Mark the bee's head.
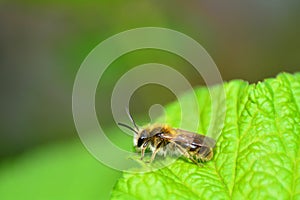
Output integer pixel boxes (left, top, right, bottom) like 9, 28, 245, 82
133, 129, 149, 148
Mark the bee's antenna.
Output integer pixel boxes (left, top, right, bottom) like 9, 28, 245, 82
118, 122, 138, 134
125, 107, 139, 131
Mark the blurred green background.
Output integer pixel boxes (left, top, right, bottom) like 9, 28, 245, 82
0, 0, 299, 199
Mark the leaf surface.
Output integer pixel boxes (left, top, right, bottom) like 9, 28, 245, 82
111, 73, 300, 200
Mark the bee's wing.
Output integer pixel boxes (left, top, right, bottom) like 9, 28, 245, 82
171, 129, 216, 148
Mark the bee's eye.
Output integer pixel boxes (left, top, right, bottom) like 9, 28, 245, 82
137, 137, 145, 147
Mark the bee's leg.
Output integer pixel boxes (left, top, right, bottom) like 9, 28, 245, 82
173, 143, 203, 166
190, 157, 203, 167
140, 148, 146, 160
140, 141, 149, 160
186, 152, 203, 167
147, 142, 163, 163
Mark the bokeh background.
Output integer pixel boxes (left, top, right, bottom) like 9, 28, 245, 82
0, 0, 299, 199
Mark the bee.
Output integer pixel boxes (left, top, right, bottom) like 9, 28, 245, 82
118, 111, 216, 165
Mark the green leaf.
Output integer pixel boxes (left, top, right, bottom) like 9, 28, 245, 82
111, 72, 300, 200
0, 138, 122, 200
